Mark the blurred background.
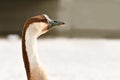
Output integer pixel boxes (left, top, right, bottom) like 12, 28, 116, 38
0, 0, 120, 38
0, 0, 120, 80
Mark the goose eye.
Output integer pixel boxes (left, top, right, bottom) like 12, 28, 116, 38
54, 21, 57, 23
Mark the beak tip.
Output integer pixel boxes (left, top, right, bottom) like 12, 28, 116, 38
62, 22, 65, 25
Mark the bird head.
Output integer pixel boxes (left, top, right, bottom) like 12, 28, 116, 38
23, 14, 65, 37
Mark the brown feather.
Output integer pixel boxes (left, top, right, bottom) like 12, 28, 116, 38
22, 15, 48, 80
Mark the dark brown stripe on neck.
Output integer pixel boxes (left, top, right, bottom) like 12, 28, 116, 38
22, 32, 30, 80
22, 15, 47, 80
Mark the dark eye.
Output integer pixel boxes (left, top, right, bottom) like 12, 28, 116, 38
54, 21, 57, 23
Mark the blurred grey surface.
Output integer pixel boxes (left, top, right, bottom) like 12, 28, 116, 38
0, 0, 120, 38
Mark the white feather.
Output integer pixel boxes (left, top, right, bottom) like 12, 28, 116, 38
25, 23, 44, 69
43, 14, 52, 22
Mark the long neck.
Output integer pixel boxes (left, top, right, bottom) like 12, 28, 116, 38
25, 33, 40, 68
22, 25, 48, 80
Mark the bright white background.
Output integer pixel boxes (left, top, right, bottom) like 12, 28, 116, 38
0, 35, 120, 80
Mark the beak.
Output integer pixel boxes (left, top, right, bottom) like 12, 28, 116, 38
49, 20, 65, 28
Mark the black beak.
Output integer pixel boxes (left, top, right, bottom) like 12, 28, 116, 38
49, 20, 65, 28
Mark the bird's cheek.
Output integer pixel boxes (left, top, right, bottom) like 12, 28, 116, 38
41, 26, 49, 32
